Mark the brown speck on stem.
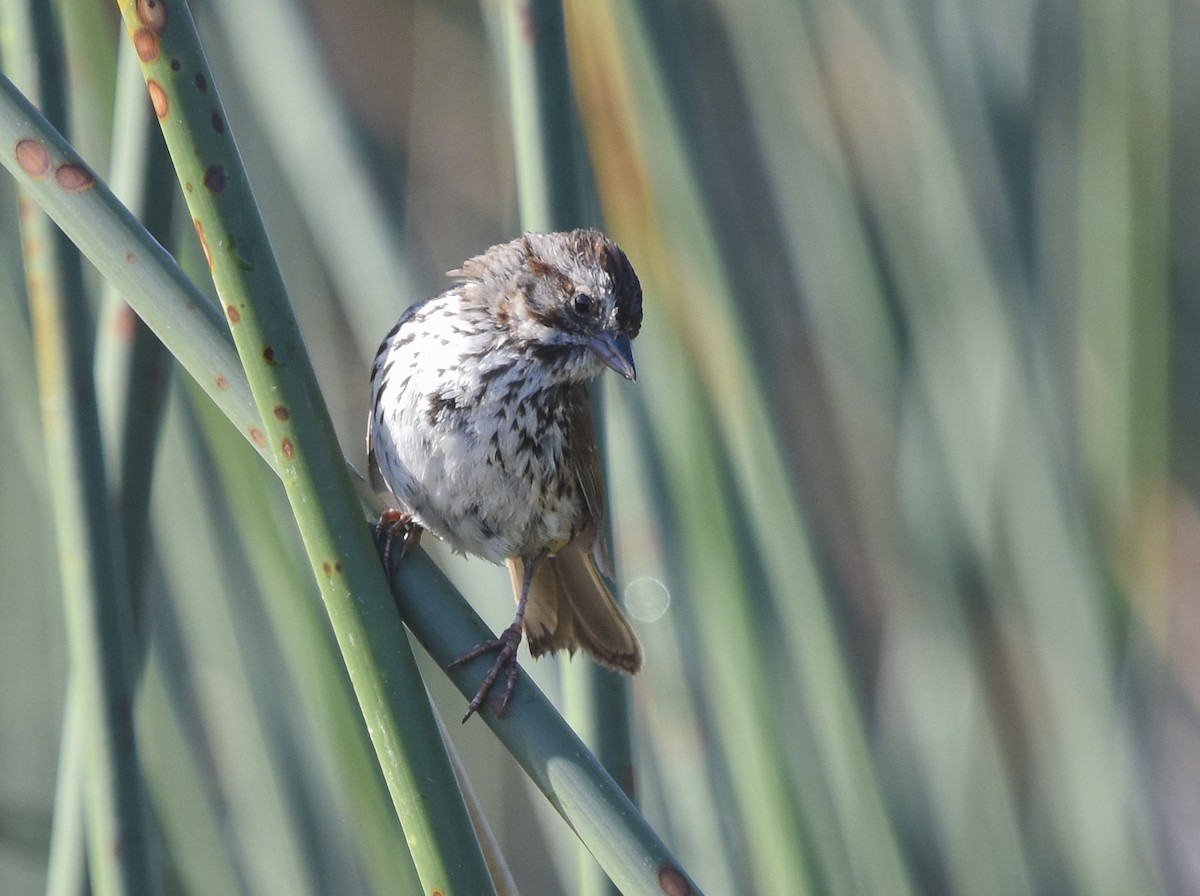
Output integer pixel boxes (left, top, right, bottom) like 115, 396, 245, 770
195, 72, 207, 92
273, 405, 289, 421
136, 0, 168, 32
658, 866, 692, 896
15, 139, 50, 178
132, 28, 159, 62
170, 58, 180, 71
322, 561, 332, 576
126, 252, 137, 263
226, 305, 240, 323
212, 111, 225, 134
263, 346, 276, 364
215, 375, 229, 390
55, 163, 95, 194
148, 80, 169, 119
281, 438, 295, 458
250, 427, 266, 447
203, 164, 226, 194
194, 219, 211, 269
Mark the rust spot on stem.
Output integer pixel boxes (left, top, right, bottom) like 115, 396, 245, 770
226, 305, 240, 323
15, 139, 50, 178
658, 866, 692, 896
250, 427, 266, 447
148, 80, 169, 119
136, 0, 168, 32
193, 220, 212, 269
281, 438, 295, 458
263, 346, 276, 364
194, 219, 212, 269
273, 405, 289, 421
55, 163, 95, 193
215, 375, 229, 391
132, 28, 159, 62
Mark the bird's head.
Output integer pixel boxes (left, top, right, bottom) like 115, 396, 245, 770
455, 229, 643, 384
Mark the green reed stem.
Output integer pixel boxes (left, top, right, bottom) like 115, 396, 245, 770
1, 1, 151, 892
109, 1, 493, 892
501, 5, 638, 892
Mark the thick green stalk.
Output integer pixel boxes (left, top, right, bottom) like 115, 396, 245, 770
109, 1, 493, 892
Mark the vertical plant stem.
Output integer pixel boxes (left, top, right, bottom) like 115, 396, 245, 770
44, 688, 87, 896
112, 1, 495, 891
501, 2, 637, 893
2, 1, 151, 893
95, 34, 175, 596
502, 0, 585, 228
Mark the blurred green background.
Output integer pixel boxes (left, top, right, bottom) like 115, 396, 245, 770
1, 0, 1195, 893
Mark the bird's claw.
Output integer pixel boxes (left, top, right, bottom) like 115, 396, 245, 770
374, 509, 421, 575
449, 623, 523, 722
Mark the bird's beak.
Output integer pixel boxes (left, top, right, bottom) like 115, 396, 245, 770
589, 331, 637, 381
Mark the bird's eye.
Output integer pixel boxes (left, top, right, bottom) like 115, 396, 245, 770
572, 293, 595, 315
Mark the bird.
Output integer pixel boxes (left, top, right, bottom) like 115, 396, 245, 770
367, 228, 644, 721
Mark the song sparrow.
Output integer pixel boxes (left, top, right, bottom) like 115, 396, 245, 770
368, 229, 644, 721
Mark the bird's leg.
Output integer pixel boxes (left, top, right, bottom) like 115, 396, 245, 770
449, 553, 544, 722
374, 508, 422, 575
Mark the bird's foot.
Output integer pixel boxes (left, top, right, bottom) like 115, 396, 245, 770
374, 509, 421, 575
448, 622, 523, 722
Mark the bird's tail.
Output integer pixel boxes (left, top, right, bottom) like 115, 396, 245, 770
509, 542, 643, 674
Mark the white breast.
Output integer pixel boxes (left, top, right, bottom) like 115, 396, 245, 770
369, 295, 580, 564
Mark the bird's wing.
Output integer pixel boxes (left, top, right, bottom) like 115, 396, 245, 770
366, 433, 386, 495
567, 388, 614, 578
